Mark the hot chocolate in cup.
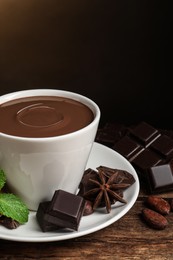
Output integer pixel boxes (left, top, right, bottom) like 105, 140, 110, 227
0, 89, 100, 211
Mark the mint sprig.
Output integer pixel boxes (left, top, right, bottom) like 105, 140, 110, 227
0, 193, 29, 224
0, 169, 29, 224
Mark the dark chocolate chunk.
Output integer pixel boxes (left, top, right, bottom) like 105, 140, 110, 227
78, 168, 99, 196
147, 162, 173, 194
160, 129, 173, 139
150, 135, 173, 160
36, 201, 61, 232
132, 149, 163, 172
112, 135, 144, 161
48, 190, 86, 231
129, 121, 161, 147
95, 122, 127, 147
132, 149, 165, 185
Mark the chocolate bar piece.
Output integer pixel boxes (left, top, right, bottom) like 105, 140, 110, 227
150, 135, 173, 160
132, 149, 164, 182
95, 122, 127, 147
129, 121, 161, 147
47, 190, 86, 231
36, 201, 61, 232
113, 135, 144, 161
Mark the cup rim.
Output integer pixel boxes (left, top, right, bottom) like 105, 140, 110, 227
0, 89, 101, 141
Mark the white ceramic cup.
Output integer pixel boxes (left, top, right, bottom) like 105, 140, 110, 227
0, 89, 100, 211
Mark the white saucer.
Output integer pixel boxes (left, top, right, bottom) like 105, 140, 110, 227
0, 142, 139, 242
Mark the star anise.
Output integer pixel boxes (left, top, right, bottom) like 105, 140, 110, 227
83, 168, 131, 213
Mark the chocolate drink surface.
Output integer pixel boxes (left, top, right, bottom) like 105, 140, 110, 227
0, 96, 94, 138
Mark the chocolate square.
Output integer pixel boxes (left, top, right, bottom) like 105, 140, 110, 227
129, 121, 160, 147
47, 190, 86, 231
132, 149, 163, 171
113, 135, 144, 161
132, 149, 164, 182
150, 135, 173, 160
147, 164, 173, 193
95, 122, 126, 147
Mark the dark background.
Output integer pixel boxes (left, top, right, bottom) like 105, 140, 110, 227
0, 0, 172, 128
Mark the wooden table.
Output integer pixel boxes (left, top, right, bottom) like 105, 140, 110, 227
1, 185, 173, 260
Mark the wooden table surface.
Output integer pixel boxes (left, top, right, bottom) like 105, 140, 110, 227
1, 186, 173, 260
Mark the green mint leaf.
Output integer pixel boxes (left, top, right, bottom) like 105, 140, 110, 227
0, 193, 29, 224
0, 169, 6, 190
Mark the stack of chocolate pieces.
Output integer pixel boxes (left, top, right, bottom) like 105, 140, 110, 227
96, 121, 173, 194
36, 189, 86, 232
